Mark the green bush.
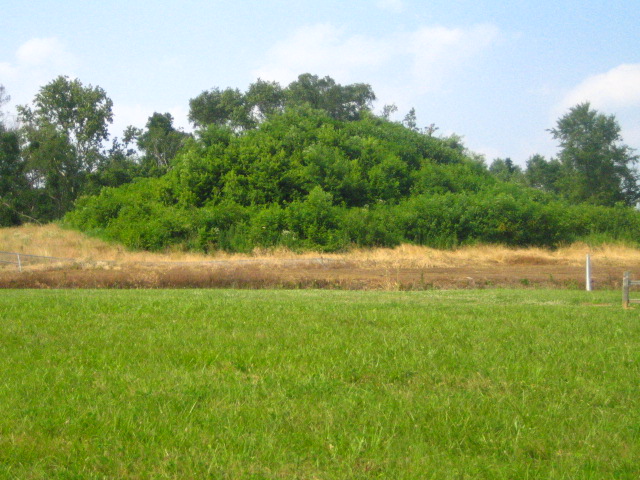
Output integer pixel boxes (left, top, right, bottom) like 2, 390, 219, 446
64, 107, 640, 252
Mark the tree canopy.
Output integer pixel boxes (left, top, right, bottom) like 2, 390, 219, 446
188, 74, 375, 131
550, 102, 639, 206
2, 74, 640, 250
13, 77, 115, 220
66, 101, 640, 253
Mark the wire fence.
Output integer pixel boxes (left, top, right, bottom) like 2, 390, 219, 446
0, 252, 73, 272
622, 271, 640, 308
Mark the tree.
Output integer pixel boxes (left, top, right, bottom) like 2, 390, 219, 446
0, 85, 29, 225
550, 102, 639, 206
188, 87, 250, 130
85, 136, 142, 195
403, 108, 418, 131
380, 104, 398, 120
489, 157, 524, 183
245, 79, 285, 122
524, 154, 561, 193
135, 112, 190, 175
0, 85, 11, 126
17, 76, 114, 220
0, 121, 28, 225
285, 74, 375, 121
189, 74, 376, 131
18, 76, 113, 172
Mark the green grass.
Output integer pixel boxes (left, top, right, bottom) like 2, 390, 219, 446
1, 289, 639, 479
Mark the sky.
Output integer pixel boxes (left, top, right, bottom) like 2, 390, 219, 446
1, 0, 639, 165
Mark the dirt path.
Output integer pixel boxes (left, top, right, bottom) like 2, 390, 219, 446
0, 258, 634, 289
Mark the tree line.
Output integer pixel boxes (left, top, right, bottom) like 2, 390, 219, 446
1, 75, 639, 251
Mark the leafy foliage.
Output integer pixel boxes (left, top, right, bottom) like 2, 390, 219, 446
15, 77, 114, 221
549, 102, 639, 206
5, 76, 640, 249
66, 102, 640, 252
188, 74, 375, 131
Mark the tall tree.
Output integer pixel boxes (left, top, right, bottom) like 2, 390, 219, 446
188, 74, 376, 131
18, 76, 113, 172
403, 108, 418, 131
17, 76, 114, 220
550, 103, 639, 206
0, 85, 29, 225
0, 119, 28, 225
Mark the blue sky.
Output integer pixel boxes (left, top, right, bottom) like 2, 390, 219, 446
1, 0, 639, 165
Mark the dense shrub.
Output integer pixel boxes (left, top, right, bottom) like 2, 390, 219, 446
65, 107, 640, 252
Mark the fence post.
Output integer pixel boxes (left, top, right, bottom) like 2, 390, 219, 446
16, 253, 22, 273
585, 254, 592, 291
623, 271, 630, 309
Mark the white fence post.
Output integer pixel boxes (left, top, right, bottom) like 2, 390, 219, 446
623, 271, 630, 308
585, 254, 592, 291
17, 253, 22, 273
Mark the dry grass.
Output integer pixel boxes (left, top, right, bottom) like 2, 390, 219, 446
2, 223, 640, 269
340, 242, 640, 268
2, 224, 640, 290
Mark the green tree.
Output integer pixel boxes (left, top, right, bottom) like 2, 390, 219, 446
134, 112, 190, 175
245, 79, 285, 122
489, 157, 524, 183
188, 87, 250, 130
380, 104, 398, 120
17, 76, 114, 220
0, 85, 29, 225
18, 76, 113, 172
403, 108, 418, 131
285, 74, 375, 121
0, 124, 28, 225
85, 136, 142, 195
0, 85, 11, 126
550, 103, 639, 206
524, 154, 561, 193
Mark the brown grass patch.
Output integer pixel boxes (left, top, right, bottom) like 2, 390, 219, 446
2, 224, 640, 289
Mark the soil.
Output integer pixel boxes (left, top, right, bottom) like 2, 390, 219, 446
0, 257, 633, 289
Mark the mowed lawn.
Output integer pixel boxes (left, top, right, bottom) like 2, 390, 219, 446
1, 289, 639, 479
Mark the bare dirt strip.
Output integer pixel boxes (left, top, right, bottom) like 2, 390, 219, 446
0, 258, 635, 289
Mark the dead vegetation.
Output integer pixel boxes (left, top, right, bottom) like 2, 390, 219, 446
1, 224, 639, 289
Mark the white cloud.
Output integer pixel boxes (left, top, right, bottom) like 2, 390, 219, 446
376, 0, 405, 13
16, 37, 77, 69
0, 61, 19, 80
253, 24, 390, 85
402, 24, 499, 93
558, 64, 640, 112
625, 123, 640, 148
253, 23, 500, 102
0, 37, 78, 116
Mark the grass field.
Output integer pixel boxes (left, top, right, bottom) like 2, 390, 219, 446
1, 289, 639, 479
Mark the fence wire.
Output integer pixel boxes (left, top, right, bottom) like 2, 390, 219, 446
0, 252, 73, 272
